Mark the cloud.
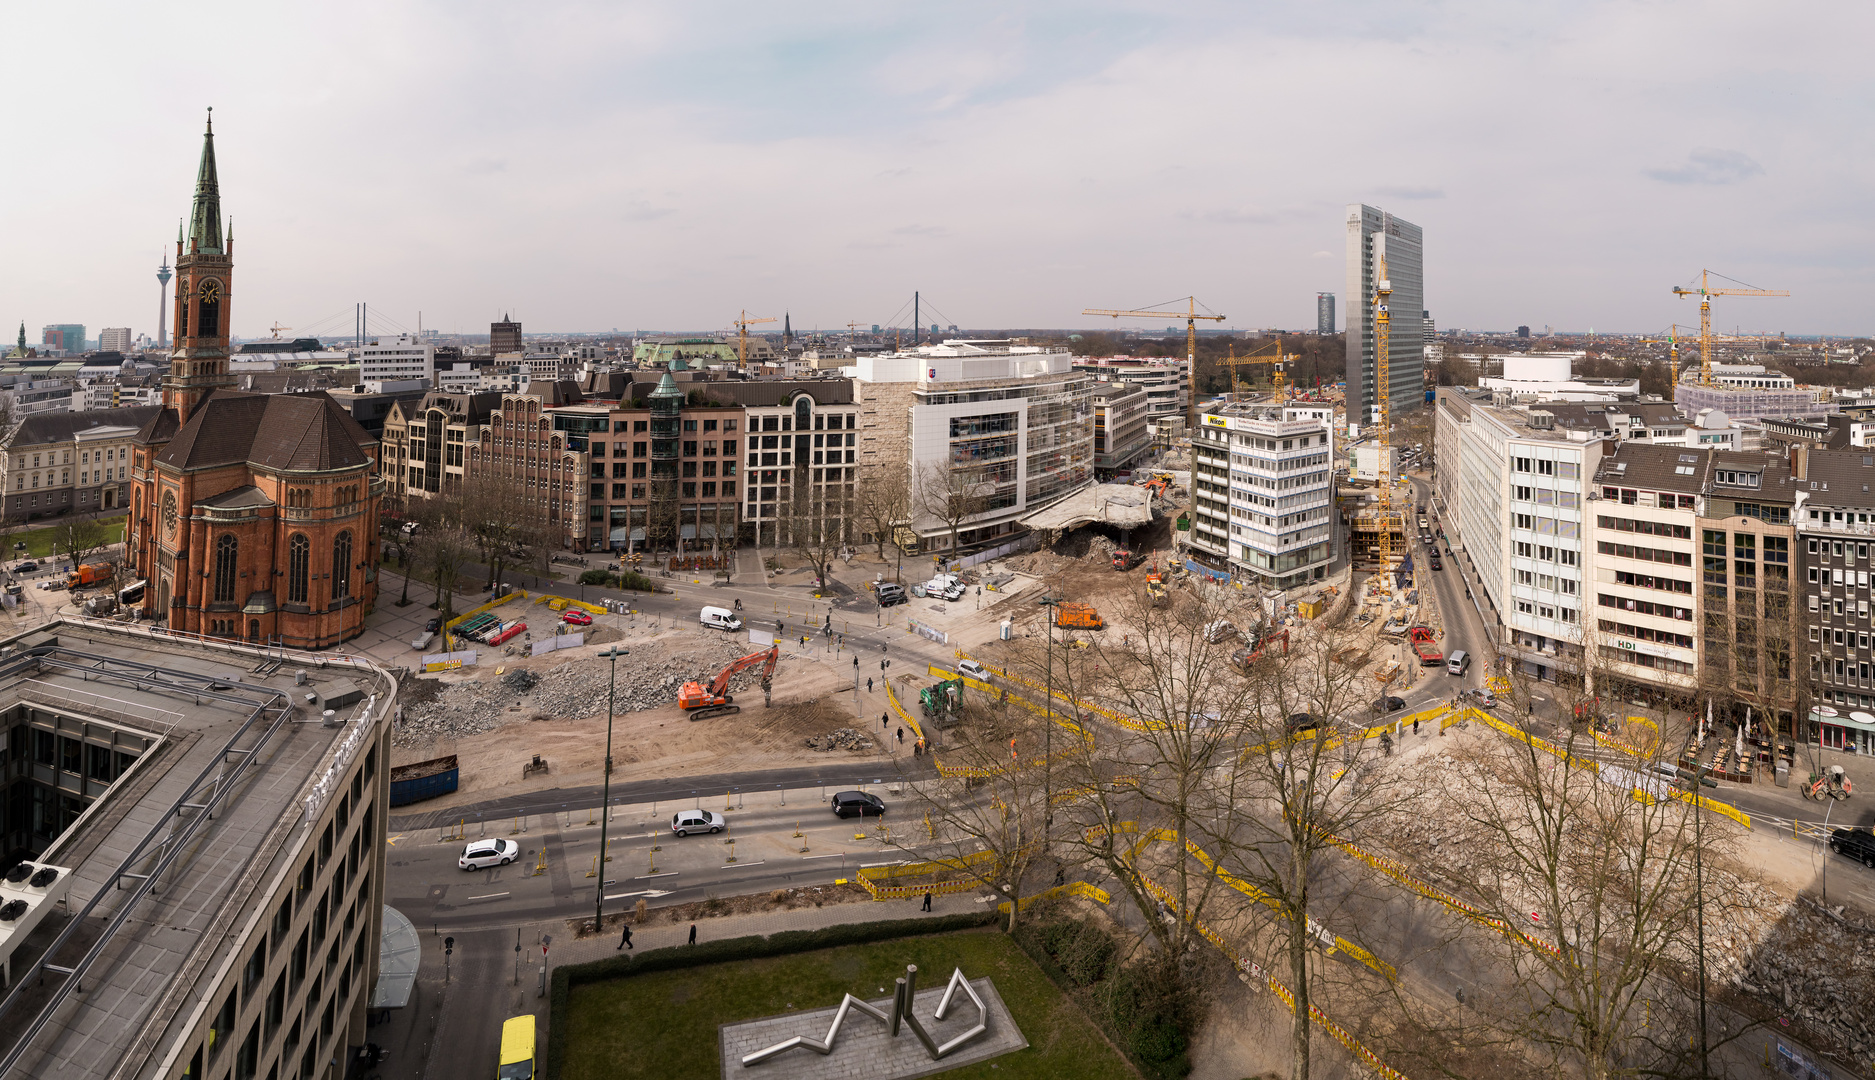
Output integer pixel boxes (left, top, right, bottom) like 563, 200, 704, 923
620, 202, 675, 222
463, 158, 507, 175
1645, 148, 1764, 185
1196, 207, 1277, 225
1373, 185, 1445, 201
892, 224, 947, 237
1312, 251, 1333, 259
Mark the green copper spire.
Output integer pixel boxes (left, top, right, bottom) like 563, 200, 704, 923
187, 108, 223, 254
14, 323, 22, 351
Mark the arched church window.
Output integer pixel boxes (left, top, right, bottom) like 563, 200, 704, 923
214, 534, 238, 603
332, 531, 352, 600
287, 534, 310, 604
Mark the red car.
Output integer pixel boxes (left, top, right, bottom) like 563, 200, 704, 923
562, 610, 593, 626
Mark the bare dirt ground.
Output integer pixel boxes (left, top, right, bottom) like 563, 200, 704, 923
388, 626, 889, 813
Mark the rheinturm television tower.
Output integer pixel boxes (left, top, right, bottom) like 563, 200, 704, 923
156, 248, 173, 347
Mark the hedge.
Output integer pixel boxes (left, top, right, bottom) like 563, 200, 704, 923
544, 911, 999, 1079
574, 569, 658, 592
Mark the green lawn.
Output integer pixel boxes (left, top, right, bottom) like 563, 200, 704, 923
7, 515, 125, 560
561, 928, 1134, 1080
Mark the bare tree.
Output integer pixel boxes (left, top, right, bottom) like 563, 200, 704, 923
408, 494, 475, 622
460, 471, 555, 590
914, 458, 992, 565
854, 470, 911, 580
53, 515, 110, 571
1211, 617, 1408, 1080
897, 688, 1056, 933
778, 486, 849, 593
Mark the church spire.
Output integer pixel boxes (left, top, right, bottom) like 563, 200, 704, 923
187, 108, 222, 255
782, 312, 793, 346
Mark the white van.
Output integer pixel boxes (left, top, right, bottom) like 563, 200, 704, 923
700, 606, 742, 632
1447, 650, 1471, 676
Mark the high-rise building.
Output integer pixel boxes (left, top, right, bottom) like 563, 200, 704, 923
1422, 310, 1436, 345
359, 333, 434, 387
98, 327, 132, 354
1189, 400, 1337, 588
491, 314, 522, 354
40, 324, 85, 355
1317, 292, 1336, 334
1344, 204, 1423, 425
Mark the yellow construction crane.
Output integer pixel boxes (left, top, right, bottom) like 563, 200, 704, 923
1082, 296, 1225, 427
733, 310, 777, 370
268, 323, 292, 339
1375, 254, 1395, 569
1672, 270, 1787, 386
1220, 339, 1292, 402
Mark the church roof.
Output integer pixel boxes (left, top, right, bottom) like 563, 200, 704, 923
154, 391, 375, 473
188, 110, 223, 255
5, 406, 163, 450
194, 485, 274, 511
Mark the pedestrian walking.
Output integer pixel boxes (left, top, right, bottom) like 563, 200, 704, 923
688, 924, 697, 946
896, 727, 904, 744
1413, 716, 1420, 734
881, 713, 888, 730
617, 923, 633, 950
913, 740, 922, 757
867, 677, 874, 693
921, 891, 932, 912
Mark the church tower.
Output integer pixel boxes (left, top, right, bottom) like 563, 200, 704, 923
164, 109, 236, 423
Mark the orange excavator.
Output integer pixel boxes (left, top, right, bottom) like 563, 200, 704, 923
679, 644, 779, 720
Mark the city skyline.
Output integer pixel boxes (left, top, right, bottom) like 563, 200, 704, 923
5, 2, 1873, 339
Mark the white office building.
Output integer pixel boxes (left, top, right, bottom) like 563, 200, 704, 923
358, 334, 434, 388
98, 327, 132, 354
850, 340, 1095, 554
1188, 401, 1336, 589
1345, 204, 1424, 425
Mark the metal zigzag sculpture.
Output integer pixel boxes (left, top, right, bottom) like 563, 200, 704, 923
740, 964, 989, 1067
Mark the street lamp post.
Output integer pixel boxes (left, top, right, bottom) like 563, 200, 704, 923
594, 646, 630, 932
1036, 595, 1063, 834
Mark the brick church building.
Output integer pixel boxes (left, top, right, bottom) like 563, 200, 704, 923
125, 113, 381, 647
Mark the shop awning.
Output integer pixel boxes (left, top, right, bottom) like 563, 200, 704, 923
370, 905, 419, 1008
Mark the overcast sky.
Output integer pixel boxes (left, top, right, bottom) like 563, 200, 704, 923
5, 1, 1870, 341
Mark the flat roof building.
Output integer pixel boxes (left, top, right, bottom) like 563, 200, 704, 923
1345, 205, 1424, 425
0, 622, 394, 1080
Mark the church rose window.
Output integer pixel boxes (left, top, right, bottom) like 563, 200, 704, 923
287, 534, 310, 604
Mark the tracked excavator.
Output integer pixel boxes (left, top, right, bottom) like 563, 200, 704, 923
678, 644, 779, 720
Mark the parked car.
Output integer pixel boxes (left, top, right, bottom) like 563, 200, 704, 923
458, 838, 519, 870
956, 659, 990, 681
424, 616, 442, 633
875, 582, 908, 608
562, 610, 593, 626
1830, 827, 1875, 868
15, 562, 37, 574
670, 809, 726, 837
1459, 687, 1499, 709
831, 790, 886, 818
1372, 695, 1406, 714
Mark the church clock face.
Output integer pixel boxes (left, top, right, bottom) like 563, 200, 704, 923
161, 491, 179, 538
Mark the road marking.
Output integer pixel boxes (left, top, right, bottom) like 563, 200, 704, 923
465, 892, 509, 901
859, 860, 905, 868
604, 889, 671, 901
802, 853, 847, 860
634, 871, 680, 880
722, 860, 765, 869
387, 833, 403, 847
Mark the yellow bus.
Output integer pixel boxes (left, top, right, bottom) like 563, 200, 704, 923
498, 1014, 536, 1079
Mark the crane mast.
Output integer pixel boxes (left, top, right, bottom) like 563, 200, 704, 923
1671, 269, 1787, 386
1375, 253, 1394, 568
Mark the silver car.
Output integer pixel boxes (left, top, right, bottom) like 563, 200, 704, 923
670, 809, 725, 837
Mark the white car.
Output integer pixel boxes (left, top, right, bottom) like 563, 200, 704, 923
956, 659, 990, 681
458, 838, 519, 870
670, 809, 725, 837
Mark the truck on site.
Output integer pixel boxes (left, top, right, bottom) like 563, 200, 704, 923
66, 563, 113, 590
920, 678, 963, 723
679, 644, 780, 720
1145, 559, 1167, 604
1111, 547, 1143, 571
1408, 625, 1443, 666
1055, 602, 1104, 630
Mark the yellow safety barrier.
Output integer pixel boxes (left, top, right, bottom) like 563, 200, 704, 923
445, 589, 526, 630
996, 880, 1113, 914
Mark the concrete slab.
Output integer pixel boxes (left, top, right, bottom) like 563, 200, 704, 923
719, 975, 1025, 1080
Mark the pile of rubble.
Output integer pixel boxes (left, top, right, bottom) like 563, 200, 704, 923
394, 634, 760, 747
1739, 899, 1875, 1056
803, 728, 874, 752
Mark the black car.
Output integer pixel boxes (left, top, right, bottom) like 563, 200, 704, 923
424, 616, 442, 633
1284, 713, 1321, 735
874, 583, 908, 608
831, 790, 887, 818
14, 562, 36, 574
1830, 827, 1875, 868
1429, 557, 1443, 571
1372, 696, 1405, 714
